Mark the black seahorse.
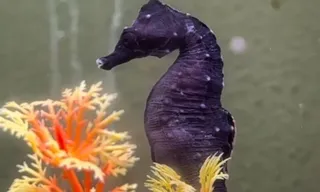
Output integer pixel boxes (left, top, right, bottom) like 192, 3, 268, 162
96, 0, 236, 191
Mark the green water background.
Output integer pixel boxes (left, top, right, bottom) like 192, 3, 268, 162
0, 0, 320, 191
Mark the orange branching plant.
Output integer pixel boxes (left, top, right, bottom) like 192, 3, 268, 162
0, 81, 139, 192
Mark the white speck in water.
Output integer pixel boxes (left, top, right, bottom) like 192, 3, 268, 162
205, 75, 211, 81
173, 32, 178, 36
298, 103, 304, 109
215, 127, 220, 132
200, 103, 206, 108
298, 103, 305, 129
229, 36, 247, 55
146, 14, 151, 18
205, 53, 210, 57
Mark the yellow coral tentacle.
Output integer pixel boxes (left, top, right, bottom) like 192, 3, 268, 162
199, 153, 230, 192
145, 163, 196, 192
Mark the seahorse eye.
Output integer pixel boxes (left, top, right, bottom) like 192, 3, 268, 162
122, 37, 130, 45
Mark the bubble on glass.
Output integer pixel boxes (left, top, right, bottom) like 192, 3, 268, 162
229, 36, 247, 55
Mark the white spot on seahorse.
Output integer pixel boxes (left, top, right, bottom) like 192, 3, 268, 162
167, 132, 173, 138
170, 83, 176, 88
193, 153, 202, 159
164, 98, 171, 104
146, 14, 151, 18
205, 53, 210, 57
205, 75, 211, 81
186, 23, 195, 33
215, 127, 220, 132
173, 32, 178, 36
200, 103, 206, 108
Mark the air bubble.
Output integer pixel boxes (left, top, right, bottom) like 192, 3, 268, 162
229, 36, 247, 55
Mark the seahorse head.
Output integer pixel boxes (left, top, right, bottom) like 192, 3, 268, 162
96, 0, 187, 70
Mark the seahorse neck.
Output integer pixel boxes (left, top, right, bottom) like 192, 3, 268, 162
171, 26, 225, 106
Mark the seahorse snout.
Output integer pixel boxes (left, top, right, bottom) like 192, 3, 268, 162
96, 57, 111, 70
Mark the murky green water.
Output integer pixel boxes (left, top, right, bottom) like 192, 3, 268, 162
1, 0, 320, 191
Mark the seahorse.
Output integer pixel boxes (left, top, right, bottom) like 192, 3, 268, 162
96, 0, 236, 191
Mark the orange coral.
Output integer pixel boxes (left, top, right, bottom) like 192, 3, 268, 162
0, 81, 139, 192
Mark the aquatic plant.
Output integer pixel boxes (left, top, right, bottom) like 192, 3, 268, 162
0, 81, 139, 192
145, 153, 230, 192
